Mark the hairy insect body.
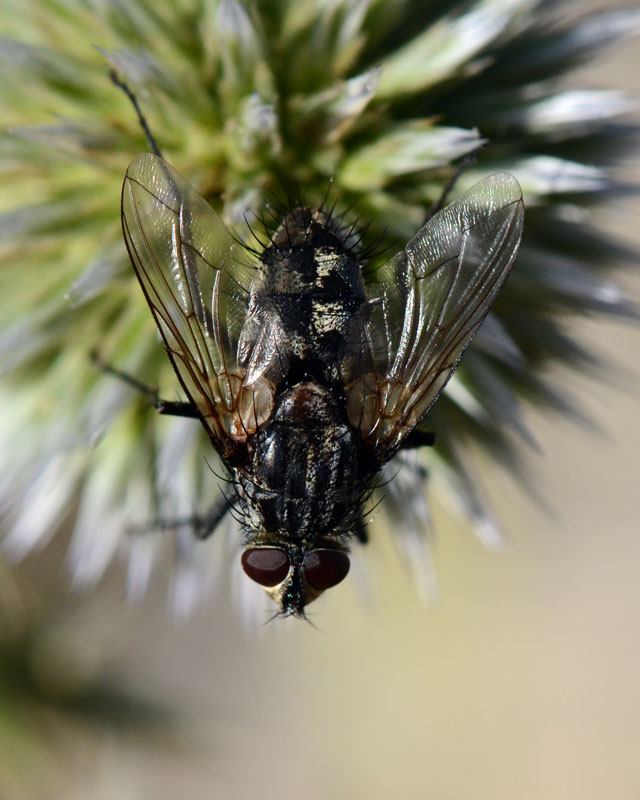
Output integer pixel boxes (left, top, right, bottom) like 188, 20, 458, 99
240, 208, 370, 389
239, 382, 368, 544
233, 209, 375, 611
236, 381, 364, 611
121, 153, 524, 617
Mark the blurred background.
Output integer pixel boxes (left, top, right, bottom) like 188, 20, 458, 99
2, 3, 639, 800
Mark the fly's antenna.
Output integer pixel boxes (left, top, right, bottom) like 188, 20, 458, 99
109, 68, 164, 159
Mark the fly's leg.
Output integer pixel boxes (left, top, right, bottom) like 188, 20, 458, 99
109, 69, 164, 158
128, 515, 202, 534
92, 350, 200, 419
96, 352, 234, 541
127, 494, 235, 540
400, 430, 436, 450
195, 494, 236, 540
354, 515, 368, 544
424, 145, 484, 222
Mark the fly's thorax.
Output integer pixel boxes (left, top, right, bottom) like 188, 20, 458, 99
235, 381, 372, 544
242, 208, 368, 377
266, 207, 362, 257
259, 207, 363, 288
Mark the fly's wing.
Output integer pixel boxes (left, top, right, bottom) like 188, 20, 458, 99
122, 153, 274, 452
347, 173, 524, 459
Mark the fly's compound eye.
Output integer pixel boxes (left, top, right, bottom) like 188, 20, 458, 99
241, 548, 290, 587
303, 550, 350, 591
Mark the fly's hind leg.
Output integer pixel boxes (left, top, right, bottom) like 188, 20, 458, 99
400, 430, 436, 450
91, 350, 200, 419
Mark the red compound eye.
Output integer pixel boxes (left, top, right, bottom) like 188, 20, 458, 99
241, 548, 290, 587
303, 550, 350, 591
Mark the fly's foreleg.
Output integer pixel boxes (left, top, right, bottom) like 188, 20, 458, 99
195, 493, 236, 540
128, 494, 236, 540
354, 515, 369, 544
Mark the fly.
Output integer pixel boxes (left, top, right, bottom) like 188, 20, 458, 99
120, 152, 524, 618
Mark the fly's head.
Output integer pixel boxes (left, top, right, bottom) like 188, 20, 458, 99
241, 541, 350, 617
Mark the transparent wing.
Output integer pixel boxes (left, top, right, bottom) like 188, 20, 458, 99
122, 153, 273, 451
347, 173, 524, 457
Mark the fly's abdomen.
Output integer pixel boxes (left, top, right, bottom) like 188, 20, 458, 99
239, 383, 367, 543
